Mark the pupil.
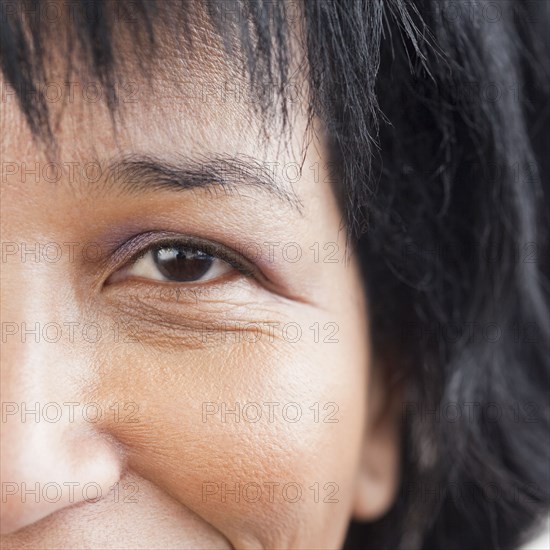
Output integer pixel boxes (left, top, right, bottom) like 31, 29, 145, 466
153, 246, 214, 282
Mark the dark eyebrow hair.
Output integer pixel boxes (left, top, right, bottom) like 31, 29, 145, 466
105, 153, 303, 213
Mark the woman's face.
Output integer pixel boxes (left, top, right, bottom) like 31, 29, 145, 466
0, 27, 398, 549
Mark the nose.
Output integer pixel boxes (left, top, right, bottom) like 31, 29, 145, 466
0, 267, 123, 535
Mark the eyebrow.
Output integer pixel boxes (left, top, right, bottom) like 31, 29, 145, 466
105, 153, 303, 213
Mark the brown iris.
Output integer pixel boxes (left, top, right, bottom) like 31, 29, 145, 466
153, 246, 214, 282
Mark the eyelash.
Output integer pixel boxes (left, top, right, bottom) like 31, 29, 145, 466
108, 232, 257, 286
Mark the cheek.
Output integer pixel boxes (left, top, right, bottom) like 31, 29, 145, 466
87, 302, 368, 548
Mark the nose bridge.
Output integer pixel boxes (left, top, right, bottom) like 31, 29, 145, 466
0, 256, 123, 535
1, 254, 81, 405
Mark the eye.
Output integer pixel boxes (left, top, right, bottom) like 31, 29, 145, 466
109, 240, 243, 285
134, 245, 232, 282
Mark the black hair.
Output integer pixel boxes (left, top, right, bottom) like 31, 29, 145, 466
1, 1, 549, 548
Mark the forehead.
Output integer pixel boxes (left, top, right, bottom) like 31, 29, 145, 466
1, 0, 304, 165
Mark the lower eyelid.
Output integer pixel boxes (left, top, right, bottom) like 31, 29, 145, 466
103, 265, 303, 317
103, 277, 262, 313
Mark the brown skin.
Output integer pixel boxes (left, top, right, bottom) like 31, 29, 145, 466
0, 22, 400, 549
